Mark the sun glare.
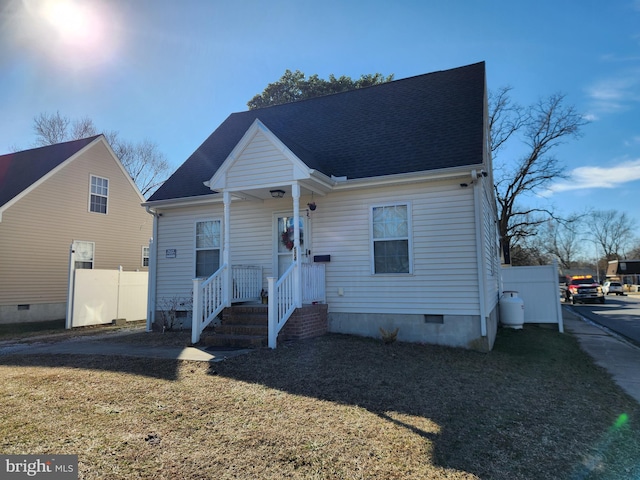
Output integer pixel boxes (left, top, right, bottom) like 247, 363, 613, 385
42, 0, 101, 48
18, 0, 117, 68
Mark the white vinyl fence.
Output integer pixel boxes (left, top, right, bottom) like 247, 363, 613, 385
67, 268, 148, 328
501, 263, 563, 332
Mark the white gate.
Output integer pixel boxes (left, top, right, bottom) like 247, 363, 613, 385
501, 262, 563, 332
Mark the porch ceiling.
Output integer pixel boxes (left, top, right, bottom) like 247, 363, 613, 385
228, 180, 331, 202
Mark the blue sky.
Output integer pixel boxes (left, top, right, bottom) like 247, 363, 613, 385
1, 0, 640, 234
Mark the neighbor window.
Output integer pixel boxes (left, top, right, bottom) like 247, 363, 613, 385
74, 241, 94, 269
372, 204, 411, 274
89, 175, 109, 214
142, 246, 150, 267
195, 220, 221, 277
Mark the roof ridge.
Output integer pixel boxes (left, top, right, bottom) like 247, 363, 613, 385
245, 61, 485, 113
0, 134, 101, 158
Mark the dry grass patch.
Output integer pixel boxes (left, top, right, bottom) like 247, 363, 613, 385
1, 326, 639, 479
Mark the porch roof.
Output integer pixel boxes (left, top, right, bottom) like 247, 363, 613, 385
150, 62, 486, 202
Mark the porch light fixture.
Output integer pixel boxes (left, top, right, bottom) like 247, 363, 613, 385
270, 189, 285, 198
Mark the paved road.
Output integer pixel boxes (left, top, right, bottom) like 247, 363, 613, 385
565, 294, 640, 347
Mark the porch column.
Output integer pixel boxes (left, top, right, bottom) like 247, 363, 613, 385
292, 183, 302, 308
223, 191, 232, 307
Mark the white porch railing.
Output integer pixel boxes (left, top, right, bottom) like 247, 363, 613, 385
268, 263, 297, 349
192, 264, 227, 344
192, 262, 324, 347
192, 264, 262, 343
232, 265, 262, 302
302, 263, 326, 304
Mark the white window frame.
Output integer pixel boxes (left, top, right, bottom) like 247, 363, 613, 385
194, 218, 222, 278
370, 202, 413, 275
89, 175, 109, 214
142, 246, 150, 267
73, 240, 95, 269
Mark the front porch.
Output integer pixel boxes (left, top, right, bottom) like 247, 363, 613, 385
201, 303, 328, 349
192, 263, 327, 347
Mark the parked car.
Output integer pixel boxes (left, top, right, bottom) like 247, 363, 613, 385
603, 281, 624, 295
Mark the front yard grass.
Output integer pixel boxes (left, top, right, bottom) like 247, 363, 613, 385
1, 326, 639, 479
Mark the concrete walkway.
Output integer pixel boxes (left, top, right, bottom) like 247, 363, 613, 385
563, 307, 640, 405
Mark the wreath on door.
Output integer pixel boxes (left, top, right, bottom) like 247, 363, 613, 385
281, 226, 303, 251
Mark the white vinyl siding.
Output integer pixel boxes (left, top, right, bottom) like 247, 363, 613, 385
225, 131, 294, 189
155, 179, 481, 317
481, 179, 501, 309
155, 202, 275, 302
312, 182, 479, 316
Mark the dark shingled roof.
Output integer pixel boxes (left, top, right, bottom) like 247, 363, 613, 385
0, 136, 100, 208
150, 62, 486, 202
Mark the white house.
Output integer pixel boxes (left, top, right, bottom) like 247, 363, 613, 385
144, 62, 501, 351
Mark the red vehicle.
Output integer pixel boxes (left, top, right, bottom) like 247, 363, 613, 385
565, 275, 605, 304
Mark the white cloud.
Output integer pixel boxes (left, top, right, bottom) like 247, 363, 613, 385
543, 158, 640, 195
585, 72, 640, 115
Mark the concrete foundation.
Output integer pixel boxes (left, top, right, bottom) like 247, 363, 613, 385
329, 306, 499, 352
0, 303, 66, 324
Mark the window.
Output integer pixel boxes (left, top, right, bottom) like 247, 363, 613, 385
142, 246, 150, 267
90, 175, 108, 214
195, 220, 221, 277
372, 204, 411, 274
74, 241, 94, 269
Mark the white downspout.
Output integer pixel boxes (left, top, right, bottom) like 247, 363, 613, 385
472, 170, 488, 337
145, 206, 159, 332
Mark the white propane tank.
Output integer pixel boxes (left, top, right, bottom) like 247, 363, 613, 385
500, 291, 525, 329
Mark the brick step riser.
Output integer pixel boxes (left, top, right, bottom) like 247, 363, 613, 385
202, 334, 266, 348
215, 325, 268, 336
222, 314, 268, 326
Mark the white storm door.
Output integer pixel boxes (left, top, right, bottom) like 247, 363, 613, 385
275, 214, 308, 278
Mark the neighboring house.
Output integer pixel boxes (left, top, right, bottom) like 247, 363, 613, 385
0, 135, 152, 323
607, 259, 640, 287
144, 62, 501, 351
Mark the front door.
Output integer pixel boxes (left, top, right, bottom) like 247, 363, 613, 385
275, 214, 309, 278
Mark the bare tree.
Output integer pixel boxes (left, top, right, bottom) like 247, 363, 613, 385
489, 87, 588, 263
589, 210, 637, 260
627, 240, 640, 259
30, 112, 170, 197
70, 116, 98, 140
541, 216, 583, 269
33, 111, 69, 146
